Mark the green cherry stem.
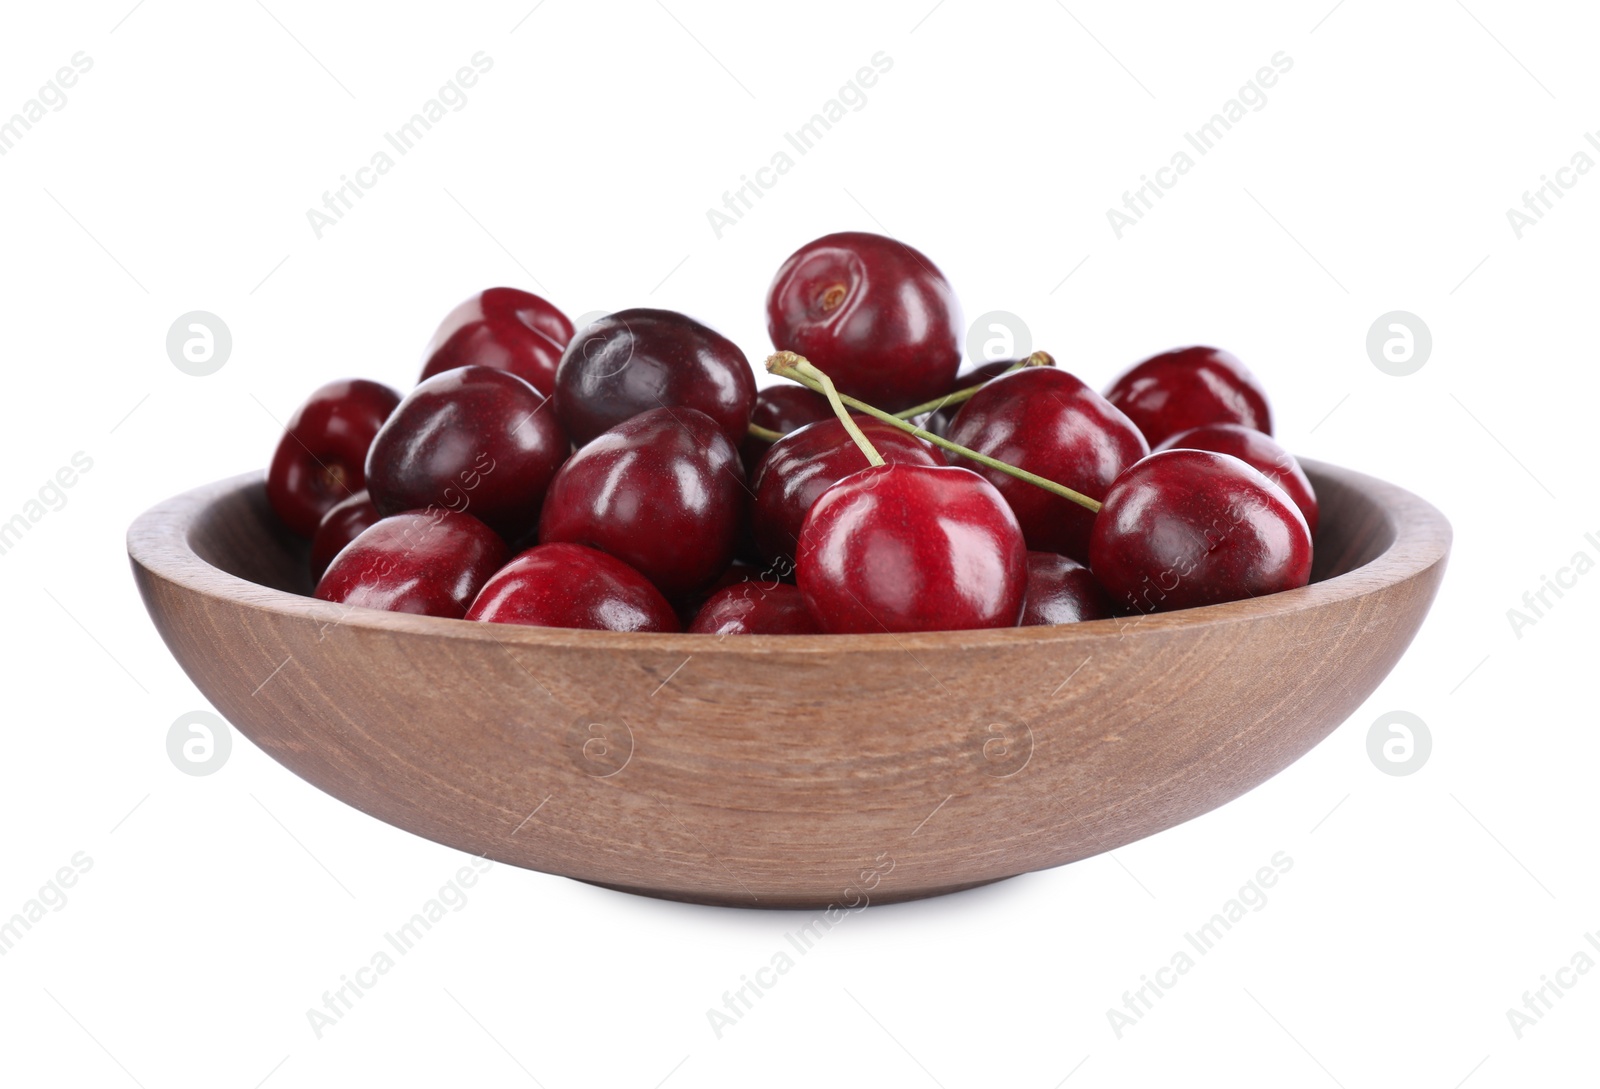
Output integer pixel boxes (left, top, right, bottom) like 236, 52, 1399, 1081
785, 357, 884, 466
746, 421, 785, 443
764, 351, 1102, 514
890, 351, 1056, 420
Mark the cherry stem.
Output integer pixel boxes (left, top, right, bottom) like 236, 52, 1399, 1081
746, 422, 785, 443
890, 351, 1056, 420
764, 351, 1102, 514
786, 357, 884, 466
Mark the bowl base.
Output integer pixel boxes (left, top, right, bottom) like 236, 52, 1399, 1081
578, 874, 1017, 910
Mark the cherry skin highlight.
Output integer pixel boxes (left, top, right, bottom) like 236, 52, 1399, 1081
687, 582, 821, 635
766, 231, 963, 412
751, 415, 941, 569
365, 366, 569, 542
797, 463, 1027, 634
553, 308, 756, 446
538, 407, 745, 599
945, 367, 1148, 564
418, 287, 574, 397
1019, 552, 1116, 626
1155, 422, 1318, 536
1104, 346, 1273, 448
314, 509, 508, 619
309, 490, 379, 582
1088, 449, 1313, 615
465, 543, 679, 632
267, 378, 401, 537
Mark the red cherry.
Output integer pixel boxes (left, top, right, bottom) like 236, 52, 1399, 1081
687, 582, 821, 635
922, 358, 1048, 439
1019, 552, 1115, 625
314, 509, 508, 619
418, 287, 574, 397
1155, 423, 1318, 536
365, 366, 569, 542
267, 379, 401, 536
797, 463, 1026, 633
945, 367, 1148, 564
767, 231, 962, 412
752, 415, 941, 568
538, 407, 745, 599
673, 561, 763, 626
553, 308, 756, 446
740, 384, 833, 476
466, 543, 679, 632
309, 490, 379, 582
1088, 449, 1312, 614
1104, 346, 1272, 448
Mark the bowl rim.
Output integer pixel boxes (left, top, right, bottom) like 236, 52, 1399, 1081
128, 459, 1451, 655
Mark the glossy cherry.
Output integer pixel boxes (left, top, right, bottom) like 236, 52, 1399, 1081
267, 379, 400, 537
365, 366, 568, 542
752, 415, 942, 568
553, 308, 756, 446
418, 287, 574, 397
466, 543, 679, 632
687, 582, 821, 635
1019, 552, 1116, 626
314, 509, 508, 619
1088, 449, 1313, 615
1156, 422, 1318, 536
1104, 346, 1273, 448
740, 384, 833, 476
797, 463, 1026, 633
309, 490, 379, 582
945, 367, 1148, 564
767, 231, 962, 412
538, 407, 745, 599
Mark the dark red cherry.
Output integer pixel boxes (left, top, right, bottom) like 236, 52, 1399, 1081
418, 287, 574, 397
739, 384, 833, 476
553, 308, 756, 446
267, 379, 401, 537
309, 490, 379, 582
923, 357, 1050, 439
1104, 346, 1273, 448
673, 561, 763, 627
314, 509, 507, 619
365, 366, 568, 542
466, 543, 679, 632
767, 231, 962, 412
538, 407, 745, 599
1088, 449, 1313, 615
687, 582, 821, 635
1156, 423, 1318, 536
945, 367, 1148, 564
797, 463, 1026, 633
751, 415, 942, 568
1019, 552, 1116, 626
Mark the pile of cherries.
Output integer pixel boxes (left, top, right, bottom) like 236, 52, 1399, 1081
266, 231, 1317, 635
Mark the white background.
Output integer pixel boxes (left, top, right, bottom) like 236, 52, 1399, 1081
1, 0, 1595, 1085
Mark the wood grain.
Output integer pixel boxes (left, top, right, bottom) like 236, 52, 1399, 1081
128, 460, 1450, 908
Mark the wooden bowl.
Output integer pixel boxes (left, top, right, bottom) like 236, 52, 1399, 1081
129, 460, 1449, 909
